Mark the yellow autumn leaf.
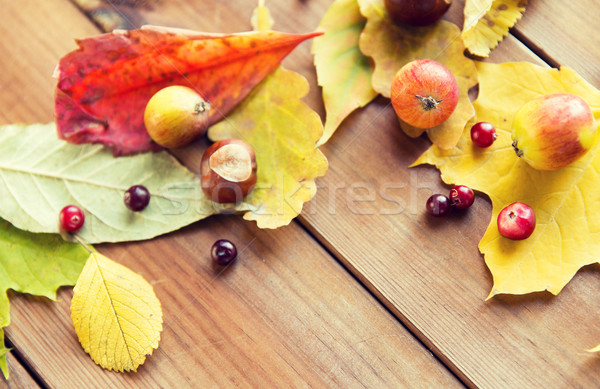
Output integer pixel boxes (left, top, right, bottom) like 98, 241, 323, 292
251, 0, 274, 32
209, 66, 328, 229
311, 0, 378, 146
462, 0, 527, 57
414, 61, 600, 298
71, 252, 163, 372
357, 0, 477, 149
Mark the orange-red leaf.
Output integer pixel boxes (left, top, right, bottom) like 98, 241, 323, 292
55, 26, 320, 155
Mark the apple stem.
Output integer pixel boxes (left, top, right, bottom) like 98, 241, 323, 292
512, 140, 524, 157
195, 101, 211, 114
416, 95, 442, 111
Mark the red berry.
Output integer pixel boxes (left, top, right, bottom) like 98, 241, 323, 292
211, 239, 238, 266
426, 194, 451, 217
124, 185, 151, 211
497, 202, 536, 240
449, 185, 474, 210
59, 205, 85, 233
470, 122, 497, 148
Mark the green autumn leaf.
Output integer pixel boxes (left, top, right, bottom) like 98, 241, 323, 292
71, 252, 162, 372
0, 330, 8, 378
311, 0, 377, 146
208, 67, 328, 228
462, 0, 527, 57
414, 62, 600, 298
0, 123, 217, 244
0, 219, 89, 378
357, 0, 477, 149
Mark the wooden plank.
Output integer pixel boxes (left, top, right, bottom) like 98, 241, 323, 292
8, 219, 462, 388
1, 352, 41, 389
82, 0, 600, 387
513, 0, 600, 88
0, 0, 462, 387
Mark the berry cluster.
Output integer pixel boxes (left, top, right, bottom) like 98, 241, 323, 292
426, 185, 475, 217
425, 185, 536, 240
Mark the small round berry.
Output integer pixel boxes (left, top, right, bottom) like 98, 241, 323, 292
211, 239, 238, 266
497, 202, 536, 240
470, 122, 497, 148
59, 205, 85, 233
426, 194, 451, 217
124, 185, 151, 211
449, 185, 475, 210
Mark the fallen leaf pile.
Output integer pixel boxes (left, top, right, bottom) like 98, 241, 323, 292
415, 62, 600, 298
314, 0, 600, 351
55, 26, 320, 155
1, 0, 326, 378
4, 0, 600, 380
313, 0, 479, 149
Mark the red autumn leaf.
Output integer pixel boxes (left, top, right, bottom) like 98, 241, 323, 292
54, 25, 321, 155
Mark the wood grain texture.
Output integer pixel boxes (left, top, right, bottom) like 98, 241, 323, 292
0, 1, 462, 387
1, 353, 41, 389
513, 0, 600, 88
8, 219, 462, 388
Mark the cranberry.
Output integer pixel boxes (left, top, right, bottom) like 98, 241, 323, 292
211, 239, 238, 266
124, 185, 151, 211
470, 122, 497, 148
426, 194, 451, 217
59, 205, 85, 233
449, 185, 475, 210
497, 202, 536, 240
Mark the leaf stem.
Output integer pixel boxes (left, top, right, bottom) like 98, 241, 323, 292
72, 234, 94, 253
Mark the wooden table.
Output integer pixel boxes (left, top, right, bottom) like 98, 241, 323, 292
2, 0, 600, 387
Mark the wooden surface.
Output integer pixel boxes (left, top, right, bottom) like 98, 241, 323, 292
1, 0, 600, 388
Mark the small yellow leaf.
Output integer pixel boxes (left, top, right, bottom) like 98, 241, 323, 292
588, 345, 600, 353
358, 0, 478, 149
462, 0, 527, 57
414, 61, 600, 298
251, 0, 274, 32
71, 253, 163, 372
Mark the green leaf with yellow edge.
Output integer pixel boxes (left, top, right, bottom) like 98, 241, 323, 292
462, 0, 527, 58
208, 66, 328, 229
71, 252, 162, 372
311, 0, 378, 146
414, 61, 600, 298
0, 123, 216, 244
357, 0, 477, 149
0, 219, 89, 378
